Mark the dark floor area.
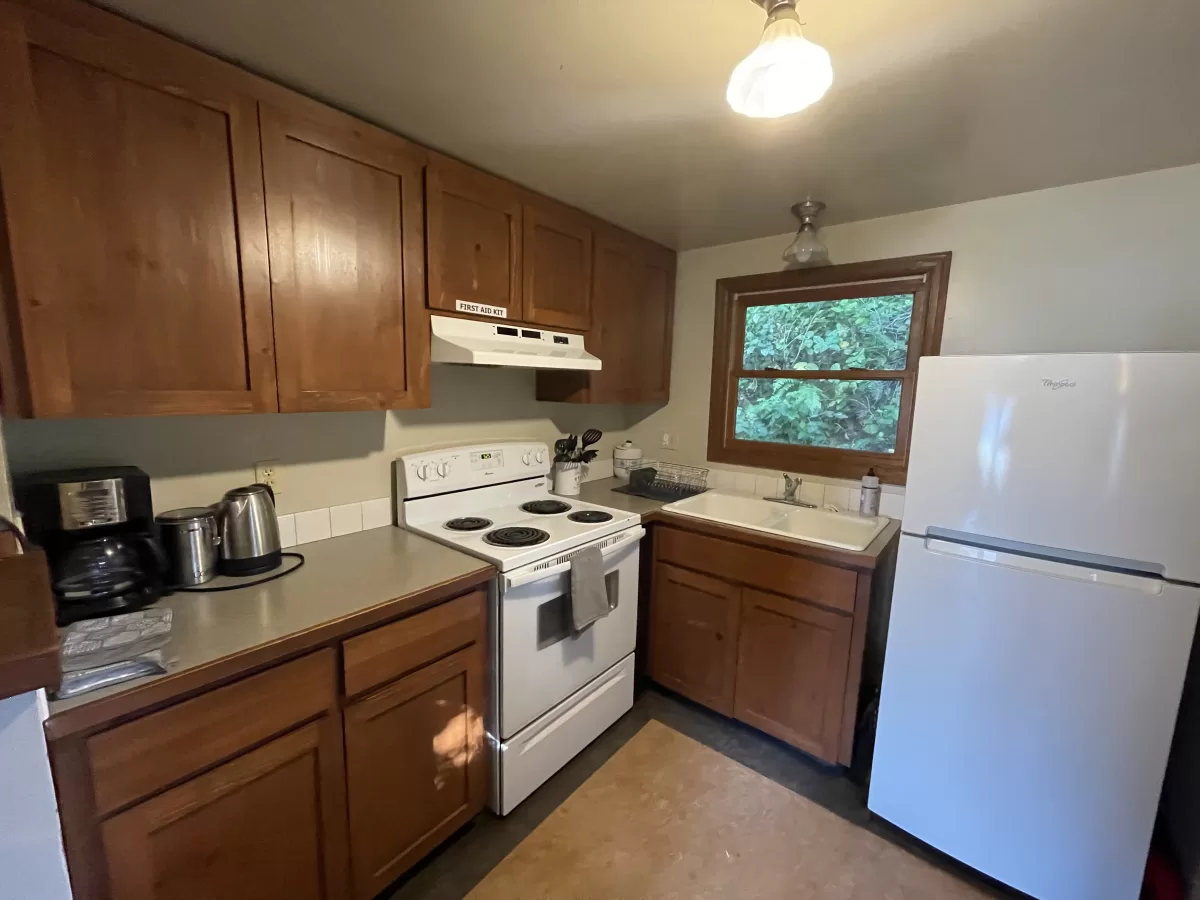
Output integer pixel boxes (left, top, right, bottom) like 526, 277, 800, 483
383, 686, 1018, 899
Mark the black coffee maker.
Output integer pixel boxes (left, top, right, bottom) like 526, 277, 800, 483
14, 467, 167, 625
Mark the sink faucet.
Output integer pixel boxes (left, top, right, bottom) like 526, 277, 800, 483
766, 473, 817, 509
782, 473, 801, 501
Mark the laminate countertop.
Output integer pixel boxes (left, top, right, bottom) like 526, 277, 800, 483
575, 478, 670, 520
46, 526, 494, 739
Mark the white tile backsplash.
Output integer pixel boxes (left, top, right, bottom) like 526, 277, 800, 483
798, 480, 825, 507
754, 475, 777, 499
277, 513, 297, 549
714, 469, 735, 491
734, 473, 756, 495
329, 502, 363, 537
361, 497, 392, 530
294, 508, 331, 545
880, 491, 905, 520
283, 496, 392, 547
823, 486, 851, 512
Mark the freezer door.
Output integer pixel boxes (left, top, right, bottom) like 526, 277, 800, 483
903, 353, 1200, 583
869, 534, 1199, 900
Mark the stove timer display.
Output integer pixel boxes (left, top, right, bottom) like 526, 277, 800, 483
470, 450, 503, 471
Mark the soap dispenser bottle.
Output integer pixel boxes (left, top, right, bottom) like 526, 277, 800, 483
859, 468, 881, 517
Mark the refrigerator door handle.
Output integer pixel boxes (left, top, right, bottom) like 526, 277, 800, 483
924, 537, 1166, 594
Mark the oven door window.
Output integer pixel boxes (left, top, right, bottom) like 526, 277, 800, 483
537, 570, 619, 650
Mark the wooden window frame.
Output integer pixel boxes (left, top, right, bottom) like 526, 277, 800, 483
707, 252, 952, 485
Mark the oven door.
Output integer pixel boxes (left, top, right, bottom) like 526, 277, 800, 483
498, 526, 643, 739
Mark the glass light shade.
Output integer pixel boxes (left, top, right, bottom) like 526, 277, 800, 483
727, 8, 833, 119
783, 226, 829, 267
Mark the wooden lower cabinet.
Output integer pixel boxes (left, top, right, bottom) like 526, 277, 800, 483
102, 719, 350, 900
648, 563, 740, 715
49, 590, 490, 900
344, 645, 487, 900
648, 524, 893, 766
734, 588, 853, 761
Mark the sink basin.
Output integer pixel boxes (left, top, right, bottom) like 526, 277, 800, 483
662, 491, 888, 552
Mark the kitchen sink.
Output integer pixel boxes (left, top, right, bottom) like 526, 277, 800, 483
662, 491, 888, 552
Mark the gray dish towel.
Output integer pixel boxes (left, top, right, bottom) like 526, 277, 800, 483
570, 545, 611, 633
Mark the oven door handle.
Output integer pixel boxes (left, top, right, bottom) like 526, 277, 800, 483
503, 526, 645, 590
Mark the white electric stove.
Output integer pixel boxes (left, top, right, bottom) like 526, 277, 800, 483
396, 442, 643, 815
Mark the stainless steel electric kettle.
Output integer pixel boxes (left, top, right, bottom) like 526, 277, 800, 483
216, 484, 281, 576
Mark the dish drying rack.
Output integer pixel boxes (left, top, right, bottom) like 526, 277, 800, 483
615, 461, 709, 502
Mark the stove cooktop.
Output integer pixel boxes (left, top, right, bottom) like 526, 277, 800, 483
403, 483, 639, 572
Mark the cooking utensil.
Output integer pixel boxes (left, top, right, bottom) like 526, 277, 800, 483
216, 484, 281, 576
156, 507, 219, 586
581, 428, 603, 449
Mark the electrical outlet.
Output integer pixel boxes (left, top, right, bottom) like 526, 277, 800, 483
253, 460, 280, 493
660, 433, 676, 450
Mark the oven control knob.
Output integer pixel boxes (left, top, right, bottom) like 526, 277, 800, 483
522, 451, 532, 466
534, 449, 546, 464
437, 462, 450, 478
415, 463, 429, 481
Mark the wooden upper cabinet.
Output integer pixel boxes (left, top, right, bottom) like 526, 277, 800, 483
0, 2, 277, 417
521, 200, 592, 331
734, 588, 853, 762
261, 103, 429, 412
425, 154, 522, 319
537, 228, 675, 404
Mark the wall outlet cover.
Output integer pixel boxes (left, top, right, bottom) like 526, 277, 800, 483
253, 459, 280, 493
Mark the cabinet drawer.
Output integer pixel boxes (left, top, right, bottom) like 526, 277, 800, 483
656, 526, 856, 614
342, 590, 485, 697
88, 650, 335, 817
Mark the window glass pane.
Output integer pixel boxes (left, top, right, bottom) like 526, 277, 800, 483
742, 294, 914, 372
735, 378, 902, 453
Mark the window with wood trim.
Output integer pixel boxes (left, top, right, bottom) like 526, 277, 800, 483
707, 253, 952, 485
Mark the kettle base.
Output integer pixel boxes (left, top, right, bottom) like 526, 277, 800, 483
218, 550, 282, 578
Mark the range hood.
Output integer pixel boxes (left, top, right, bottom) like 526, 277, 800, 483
429, 315, 601, 370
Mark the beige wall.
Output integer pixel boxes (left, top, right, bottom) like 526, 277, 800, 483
1, 365, 647, 515
626, 162, 1200, 499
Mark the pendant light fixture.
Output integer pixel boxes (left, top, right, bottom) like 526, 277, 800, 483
782, 200, 830, 267
727, 0, 833, 119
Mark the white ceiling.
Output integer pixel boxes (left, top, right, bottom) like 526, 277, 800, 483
98, 0, 1200, 250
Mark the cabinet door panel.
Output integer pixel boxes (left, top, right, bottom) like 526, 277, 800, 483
648, 562, 740, 714
734, 588, 853, 762
262, 104, 428, 412
632, 250, 674, 402
522, 202, 591, 330
536, 229, 674, 404
425, 156, 521, 318
102, 720, 350, 900
344, 645, 487, 900
0, 6, 275, 417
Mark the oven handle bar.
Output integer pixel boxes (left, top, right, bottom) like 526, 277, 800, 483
503, 526, 646, 590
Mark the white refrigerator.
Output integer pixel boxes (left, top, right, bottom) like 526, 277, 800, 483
868, 353, 1200, 900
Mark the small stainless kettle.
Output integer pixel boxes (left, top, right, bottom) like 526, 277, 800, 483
217, 484, 281, 576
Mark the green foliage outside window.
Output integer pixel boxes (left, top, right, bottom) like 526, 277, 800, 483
735, 295, 913, 453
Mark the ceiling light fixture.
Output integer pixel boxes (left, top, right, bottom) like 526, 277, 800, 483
727, 0, 833, 119
783, 200, 830, 267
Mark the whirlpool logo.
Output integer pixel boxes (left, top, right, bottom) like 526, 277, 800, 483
1041, 378, 1077, 390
